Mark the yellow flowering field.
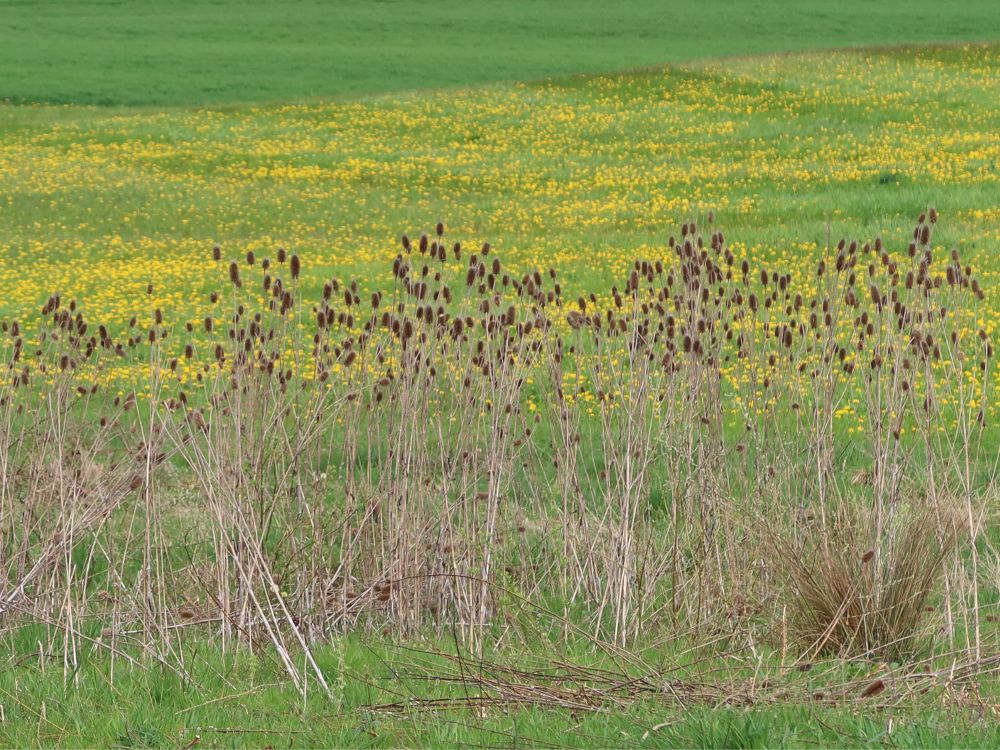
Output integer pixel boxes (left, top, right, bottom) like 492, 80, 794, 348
1, 44, 997, 418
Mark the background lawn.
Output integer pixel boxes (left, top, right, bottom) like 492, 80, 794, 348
0, 0, 998, 106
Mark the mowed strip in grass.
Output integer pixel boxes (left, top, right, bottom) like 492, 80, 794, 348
1, 47, 997, 379
2, 0, 999, 106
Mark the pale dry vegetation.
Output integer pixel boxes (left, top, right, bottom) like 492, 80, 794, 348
0, 209, 995, 698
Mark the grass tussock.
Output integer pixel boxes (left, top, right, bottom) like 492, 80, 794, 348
780, 501, 961, 660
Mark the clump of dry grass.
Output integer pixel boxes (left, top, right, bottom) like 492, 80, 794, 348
780, 502, 960, 660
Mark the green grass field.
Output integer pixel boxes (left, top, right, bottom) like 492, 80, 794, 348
2, 0, 999, 106
4, 637, 1000, 748
2, 2, 1000, 748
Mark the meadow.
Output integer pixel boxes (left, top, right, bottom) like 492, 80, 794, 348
3, 46, 998, 365
2, 3, 1000, 748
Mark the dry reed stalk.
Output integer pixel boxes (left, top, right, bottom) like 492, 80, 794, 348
0, 209, 993, 692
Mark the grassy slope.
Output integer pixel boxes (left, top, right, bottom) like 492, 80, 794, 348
0, 0, 998, 106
